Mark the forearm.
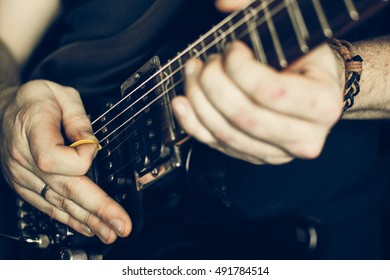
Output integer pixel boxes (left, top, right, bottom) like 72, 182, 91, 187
0, 40, 19, 114
342, 36, 390, 119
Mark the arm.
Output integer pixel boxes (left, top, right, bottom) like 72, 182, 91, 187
342, 36, 390, 119
0, 0, 131, 243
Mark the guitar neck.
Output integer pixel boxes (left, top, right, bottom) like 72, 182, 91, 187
163, 0, 388, 85
90, 0, 388, 192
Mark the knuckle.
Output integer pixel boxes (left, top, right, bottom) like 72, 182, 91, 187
231, 110, 257, 131
94, 197, 110, 219
323, 101, 343, 124
294, 141, 324, 159
83, 212, 98, 230
7, 166, 19, 184
59, 180, 74, 199
225, 42, 253, 73
8, 144, 24, 163
200, 62, 217, 85
35, 153, 54, 173
78, 163, 91, 176
64, 86, 80, 96
279, 120, 295, 137
43, 204, 58, 220
213, 129, 231, 143
55, 195, 68, 212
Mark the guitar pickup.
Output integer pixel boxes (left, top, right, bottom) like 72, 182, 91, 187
119, 56, 189, 191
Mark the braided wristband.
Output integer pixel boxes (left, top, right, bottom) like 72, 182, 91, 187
328, 38, 363, 112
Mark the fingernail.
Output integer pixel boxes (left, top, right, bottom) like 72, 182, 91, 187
111, 218, 124, 236
83, 225, 94, 236
97, 225, 110, 241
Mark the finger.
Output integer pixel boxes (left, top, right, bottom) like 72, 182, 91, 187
46, 174, 132, 239
172, 96, 267, 164
215, 0, 250, 12
172, 95, 216, 145
172, 96, 268, 164
15, 183, 95, 237
181, 58, 294, 164
42, 186, 117, 244
5, 157, 119, 243
195, 55, 328, 159
223, 41, 343, 123
2, 160, 101, 239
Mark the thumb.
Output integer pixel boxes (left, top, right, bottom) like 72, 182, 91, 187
215, 0, 250, 13
40, 81, 99, 175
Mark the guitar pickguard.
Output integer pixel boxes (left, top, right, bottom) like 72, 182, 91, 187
118, 56, 190, 191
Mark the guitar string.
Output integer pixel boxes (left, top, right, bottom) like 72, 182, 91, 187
94, 0, 290, 149
97, 0, 292, 171
95, 0, 288, 163
90, 0, 270, 129
96, 1, 294, 172
92, 0, 287, 142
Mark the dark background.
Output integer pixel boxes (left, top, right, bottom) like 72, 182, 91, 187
0, 2, 389, 260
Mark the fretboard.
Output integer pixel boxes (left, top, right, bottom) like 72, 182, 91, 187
90, 0, 388, 192
163, 0, 388, 90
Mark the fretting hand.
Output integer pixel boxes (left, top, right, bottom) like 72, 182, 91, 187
172, 38, 344, 164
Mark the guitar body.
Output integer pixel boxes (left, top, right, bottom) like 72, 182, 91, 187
13, 0, 390, 259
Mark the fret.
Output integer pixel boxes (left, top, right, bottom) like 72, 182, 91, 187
291, 0, 310, 41
343, 0, 359, 21
227, 18, 237, 41
216, 19, 239, 49
98, 0, 389, 195
212, 29, 224, 53
244, 6, 267, 63
202, 27, 219, 55
189, 43, 202, 60
166, 61, 177, 97
176, 54, 186, 80
218, 28, 228, 51
202, 28, 218, 56
169, 58, 181, 81
161, 69, 179, 138
229, 9, 248, 44
311, 0, 333, 38
262, 1, 288, 68
199, 36, 208, 61
285, 0, 309, 53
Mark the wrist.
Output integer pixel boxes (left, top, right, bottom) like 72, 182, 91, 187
0, 39, 21, 120
328, 38, 363, 114
0, 40, 20, 89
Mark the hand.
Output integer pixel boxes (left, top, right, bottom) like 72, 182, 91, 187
0, 80, 131, 244
171, 41, 344, 165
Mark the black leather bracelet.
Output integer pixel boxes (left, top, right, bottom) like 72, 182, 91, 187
328, 38, 363, 113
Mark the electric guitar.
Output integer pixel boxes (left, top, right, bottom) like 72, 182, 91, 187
13, 0, 389, 259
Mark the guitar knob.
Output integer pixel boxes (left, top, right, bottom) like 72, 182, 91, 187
59, 249, 103, 260
17, 220, 28, 230
17, 209, 28, 218
60, 249, 88, 260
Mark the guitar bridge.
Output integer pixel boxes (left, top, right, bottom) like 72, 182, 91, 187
120, 56, 188, 191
